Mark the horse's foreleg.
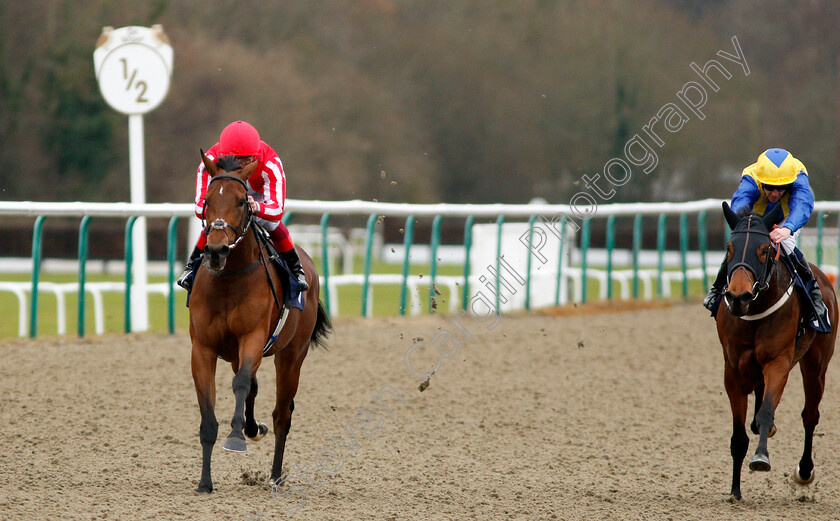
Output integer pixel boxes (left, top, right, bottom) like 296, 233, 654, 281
750, 384, 762, 435
224, 343, 263, 454
795, 350, 828, 485
270, 356, 305, 485
724, 365, 749, 500
244, 376, 269, 442
224, 367, 257, 453
750, 357, 791, 472
191, 347, 219, 494
749, 384, 777, 438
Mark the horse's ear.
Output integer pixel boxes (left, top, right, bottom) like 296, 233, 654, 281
762, 203, 783, 231
200, 149, 217, 177
722, 201, 739, 230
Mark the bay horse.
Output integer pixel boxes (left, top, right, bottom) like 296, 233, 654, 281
189, 151, 331, 493
716, 201, 836, 500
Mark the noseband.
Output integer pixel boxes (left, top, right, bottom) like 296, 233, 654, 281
202, 174, 252, 250
728, 217, 776, 300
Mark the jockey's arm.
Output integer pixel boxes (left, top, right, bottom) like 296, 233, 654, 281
250, 157, 286, 221
782, 173, 815, 233
193, 155, 214, 218
730, 176, 760, 214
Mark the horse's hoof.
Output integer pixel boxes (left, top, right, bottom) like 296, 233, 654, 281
223, 436, 247, 453
246, 422, 269, 442
727, 493, 741, 502
749, 453, 771, 472
794, 464, 815, 485
768, 425, 776, 438
195, 481, 214, 494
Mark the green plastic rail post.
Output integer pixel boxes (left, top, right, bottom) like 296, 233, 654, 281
429, 215, 443, 313
77, 216, 92, 337
282, 212, 292, 225
632, 214, 642, 299
836, 214, 840, 289
166, 216, 180, 334
834, 215, 840, 288
697, 210, 708, 292
361, 213, 378, 317
29, 216, 46, 338
657, 213, 667, 298
462, 216, 475, 310
399, 215, 416, 315
679, 213, 689, 299
494, 215, 505, 311
124, 216, 138, 333
524, 215, 537, 310
816, 211, 824, 268
605, 215, 615, 299
554, 217, 567, 306
320, 213, 331, 316
581, 218, 591, 303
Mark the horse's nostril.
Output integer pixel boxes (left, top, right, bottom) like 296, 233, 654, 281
205, 245, 229, 258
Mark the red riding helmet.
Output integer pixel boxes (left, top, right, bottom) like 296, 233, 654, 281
218, 121, 261, 156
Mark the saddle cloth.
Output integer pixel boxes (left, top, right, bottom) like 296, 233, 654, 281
779, 253, 830, 334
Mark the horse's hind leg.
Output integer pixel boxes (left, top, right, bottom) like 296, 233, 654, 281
750, 357, 791, 472
724, 365, 749, 500
794, 348, 829, 485
191, 347, 219, 493
244, 376, 269, 442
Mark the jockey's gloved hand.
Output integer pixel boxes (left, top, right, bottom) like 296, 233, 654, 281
247, 196, 259, 213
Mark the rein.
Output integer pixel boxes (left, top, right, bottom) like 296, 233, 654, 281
254, 226, 283, 314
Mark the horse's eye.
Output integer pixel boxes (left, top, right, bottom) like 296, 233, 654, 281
239, 198, 247, 207
757, 243, 768, 263
726, 241, 734, 261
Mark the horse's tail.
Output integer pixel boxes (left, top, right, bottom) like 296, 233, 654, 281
310, 299, 332, 350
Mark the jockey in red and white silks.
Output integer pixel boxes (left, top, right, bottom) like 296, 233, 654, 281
177, 120, 309, 292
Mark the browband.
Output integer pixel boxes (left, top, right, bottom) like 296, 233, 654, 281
208, 174, 248, 189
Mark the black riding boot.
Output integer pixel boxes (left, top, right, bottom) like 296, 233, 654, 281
281, 248, 310, 291
703, 258, 728, 317
176, 246, 203, 291
793, 253, 831, 332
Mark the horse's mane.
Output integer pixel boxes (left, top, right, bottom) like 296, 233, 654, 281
216, 155, 241, 173
736, 207, 758, 219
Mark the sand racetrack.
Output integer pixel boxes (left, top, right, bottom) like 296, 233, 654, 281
2, 302, 840, 520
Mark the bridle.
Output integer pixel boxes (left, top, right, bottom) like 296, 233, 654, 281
727, 216, 779, 301
202, 174, 252, 251
198, 169, 284, 315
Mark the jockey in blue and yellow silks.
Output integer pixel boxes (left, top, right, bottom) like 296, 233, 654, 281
703, 148, 830, 332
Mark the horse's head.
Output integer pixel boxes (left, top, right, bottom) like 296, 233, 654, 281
721, 201, 782, 316
200, 150, 259, 271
